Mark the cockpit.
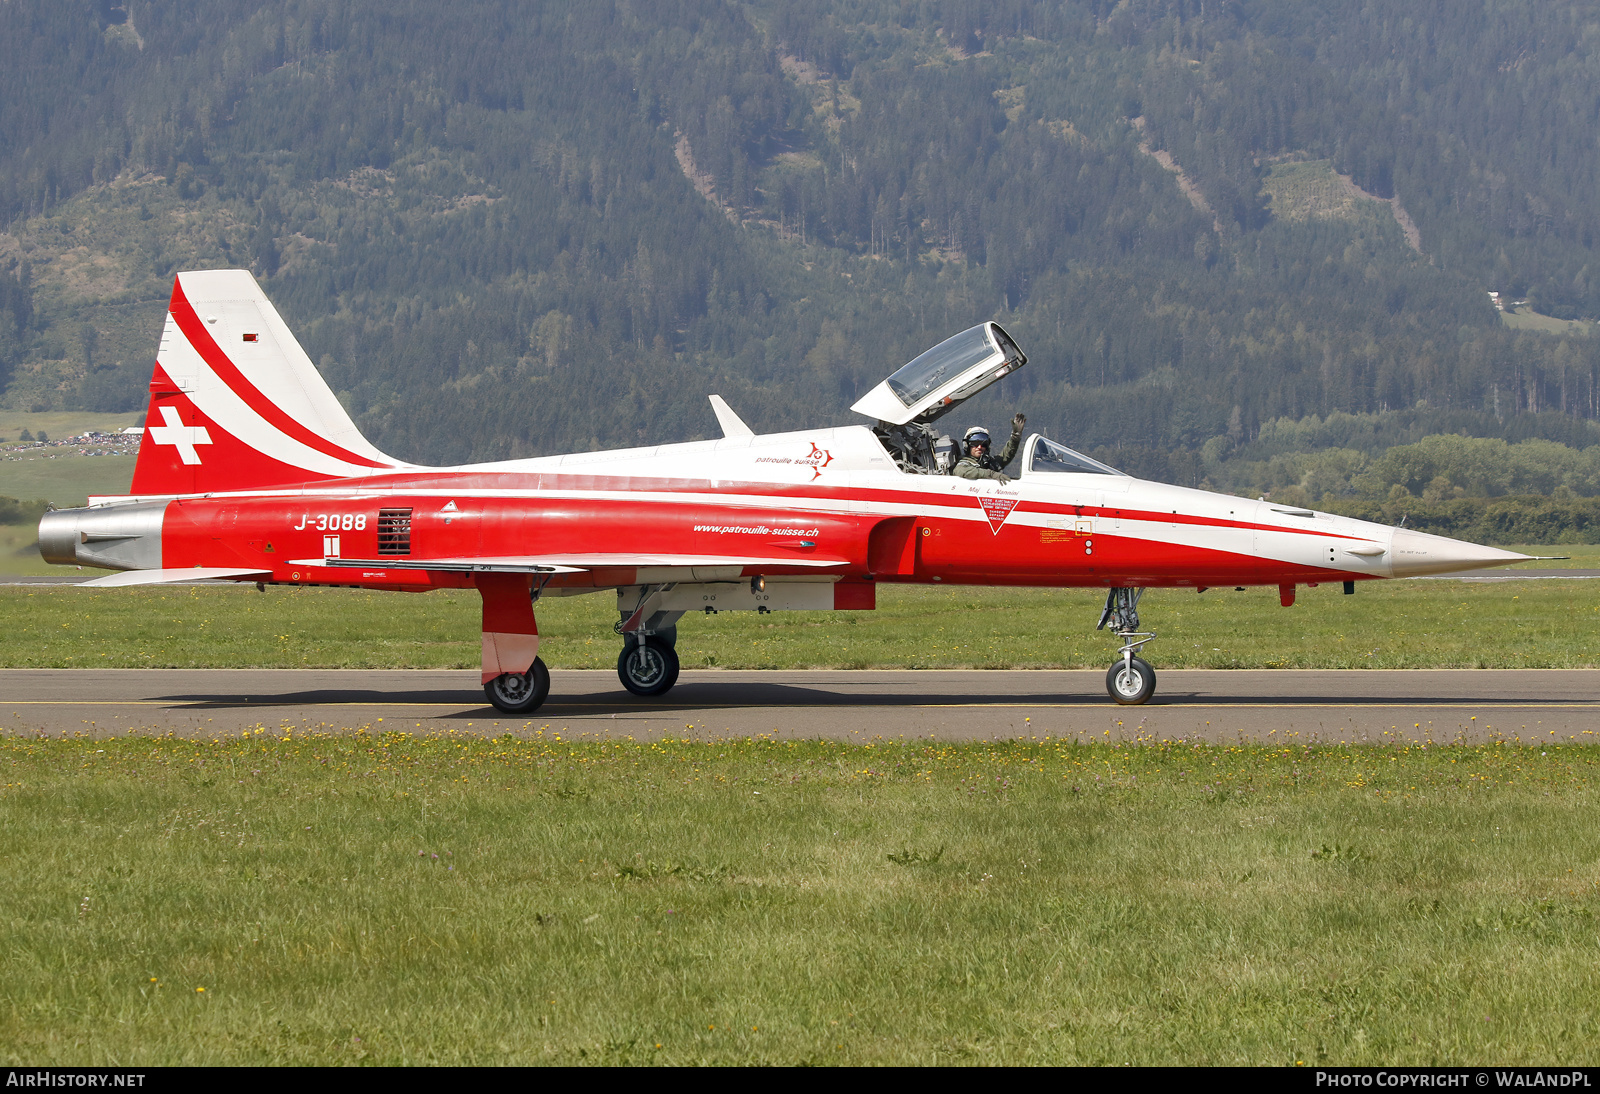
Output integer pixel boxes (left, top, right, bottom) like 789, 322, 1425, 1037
853, 322, 1117, 478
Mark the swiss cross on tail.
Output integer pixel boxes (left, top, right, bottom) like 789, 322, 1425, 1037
146, 404, 212, 464
978, 495, 1019, 533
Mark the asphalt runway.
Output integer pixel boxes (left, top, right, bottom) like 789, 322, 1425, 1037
3, 667, 1596, 743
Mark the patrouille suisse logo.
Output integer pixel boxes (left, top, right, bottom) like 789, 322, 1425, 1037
802, 442, 834, 480
978, 495, 1018, 534
752, 441, 835, 479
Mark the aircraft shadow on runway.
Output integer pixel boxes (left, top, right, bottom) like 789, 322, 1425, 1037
151, 681, 1600, 714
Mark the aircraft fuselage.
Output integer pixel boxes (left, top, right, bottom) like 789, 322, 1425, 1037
49, 424, 1498, 595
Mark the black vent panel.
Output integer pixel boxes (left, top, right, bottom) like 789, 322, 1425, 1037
377, 508, 412, 555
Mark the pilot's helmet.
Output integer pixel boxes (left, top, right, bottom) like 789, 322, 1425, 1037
963, 426, 991, 449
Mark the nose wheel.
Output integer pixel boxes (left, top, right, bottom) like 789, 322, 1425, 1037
484, 657, 551, 714
618, 636, 680, 697
1097, 587, 1157, 705
1107, 656, 1156, 705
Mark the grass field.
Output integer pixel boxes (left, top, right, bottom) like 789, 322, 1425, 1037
0, 410, 142, 446
2, 561, 1597, 670
0, 452, 135, 509
3, 732, 1597, 1064
1261, 159, 1384, 224
1500, 307, 1597, 337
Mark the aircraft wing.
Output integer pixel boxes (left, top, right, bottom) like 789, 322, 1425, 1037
290, 554, 849, 573
78, 567, 273, 587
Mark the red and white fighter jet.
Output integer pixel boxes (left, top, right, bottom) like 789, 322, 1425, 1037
40, 270, 1532, 710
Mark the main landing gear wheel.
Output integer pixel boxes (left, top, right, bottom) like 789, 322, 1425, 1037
1106, 656, 1156, 705
484, 657, 551, 714
618, 637, 680, 697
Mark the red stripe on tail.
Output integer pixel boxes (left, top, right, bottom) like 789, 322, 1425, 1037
167, 281, 390, 470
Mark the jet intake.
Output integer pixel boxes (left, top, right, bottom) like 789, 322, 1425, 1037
38, 502, 168, 571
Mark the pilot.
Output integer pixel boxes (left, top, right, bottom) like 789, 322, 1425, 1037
953, 414, 1026, 483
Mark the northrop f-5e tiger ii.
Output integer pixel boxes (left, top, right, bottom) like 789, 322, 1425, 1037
39, 270, 1533, 711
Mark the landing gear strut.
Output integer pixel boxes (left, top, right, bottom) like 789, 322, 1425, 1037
1097, 587, 1156, 705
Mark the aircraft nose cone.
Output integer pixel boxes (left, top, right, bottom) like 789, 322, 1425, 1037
1388, 528, 1532, 577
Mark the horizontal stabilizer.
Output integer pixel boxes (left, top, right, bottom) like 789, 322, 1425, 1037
79, 568, 271, 587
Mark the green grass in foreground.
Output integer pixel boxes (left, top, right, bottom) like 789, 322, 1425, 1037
3, 734, 1598, 1064
2, 567, 1598, 669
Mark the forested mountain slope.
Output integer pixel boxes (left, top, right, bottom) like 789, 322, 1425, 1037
2, 0, 1599, 482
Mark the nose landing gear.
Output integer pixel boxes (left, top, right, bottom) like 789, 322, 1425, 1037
1106, 654, 1156, 705
1097, 587, 1157, 705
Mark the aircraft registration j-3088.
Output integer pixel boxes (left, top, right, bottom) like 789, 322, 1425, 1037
41, 270, 1534, 711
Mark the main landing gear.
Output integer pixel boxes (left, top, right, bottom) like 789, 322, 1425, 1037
618, 634, 680, 696
1097, 587, 1157, 705
615, 585, 685, 697
484, 658, 551, 713
477, 572, 551, 715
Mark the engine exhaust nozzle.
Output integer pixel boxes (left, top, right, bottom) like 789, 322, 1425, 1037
37, 508, 81, 566
37, 502, 169, 571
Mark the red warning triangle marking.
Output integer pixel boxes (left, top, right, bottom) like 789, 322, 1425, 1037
978, 495, 1019, 534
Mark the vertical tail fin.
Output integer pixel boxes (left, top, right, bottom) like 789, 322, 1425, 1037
128, 270, 404, 496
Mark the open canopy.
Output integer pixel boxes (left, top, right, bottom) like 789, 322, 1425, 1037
850, 322, 1027, 426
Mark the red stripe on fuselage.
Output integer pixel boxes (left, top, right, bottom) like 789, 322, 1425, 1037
157, 490, 1371, 591
167, 282, 391, 471
300, 468, 1372, 542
